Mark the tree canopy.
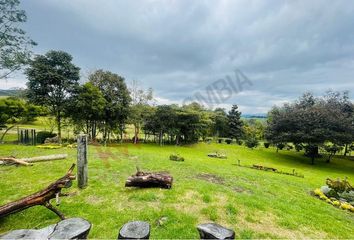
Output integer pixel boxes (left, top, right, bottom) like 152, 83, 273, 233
26, 50, 80, 142
265, 91, 354, 164
0, 0, 36, 79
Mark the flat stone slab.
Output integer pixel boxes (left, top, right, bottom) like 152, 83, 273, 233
0, 218, 91, 240
197, 223, 235, 239
118, 221, 150, 239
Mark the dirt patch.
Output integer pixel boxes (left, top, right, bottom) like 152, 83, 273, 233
236, 210, 328, 239
196, 173, 225, 185
86, 195, 105, 205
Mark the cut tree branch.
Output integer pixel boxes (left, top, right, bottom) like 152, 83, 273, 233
0, 164, 76, 220
0, 154, 68, 166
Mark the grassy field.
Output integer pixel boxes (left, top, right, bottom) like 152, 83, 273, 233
0, 142, 353, 239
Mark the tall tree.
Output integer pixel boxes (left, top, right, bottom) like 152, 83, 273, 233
0, 97, 41, 142
0, 0, 36, 79
265, 92, 354, 164
89, 70, 131, 144
228, 105, 243, 141
67, 82, 106, 140
26, 50, 80, 142
128, 80, 153, 144
211, 108, 229, 138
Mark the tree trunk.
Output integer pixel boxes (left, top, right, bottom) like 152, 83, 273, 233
56, 111, 62, 144
0, 125, 15, 143
125, 170, 173, 189
159, 130, 163, 146
344, 144, 348, 156
0, 164, 76, 219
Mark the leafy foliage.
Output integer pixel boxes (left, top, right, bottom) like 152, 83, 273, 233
89, 69, 131, 143
0, 0, 36, 79
26, 50, 80, 142
266, 91, 354, 164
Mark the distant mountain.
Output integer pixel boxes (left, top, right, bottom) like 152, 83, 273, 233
0, 89, 22, 97
241, 113, 267, 119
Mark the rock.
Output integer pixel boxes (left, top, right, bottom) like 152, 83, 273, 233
197, 223, 235, 239
118, 221, 150, 239
0, 218, 91, 240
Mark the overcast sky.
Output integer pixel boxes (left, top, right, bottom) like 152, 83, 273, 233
2, 0, 354, 114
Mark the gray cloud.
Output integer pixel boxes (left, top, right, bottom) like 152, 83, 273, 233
3, 0, 353, 114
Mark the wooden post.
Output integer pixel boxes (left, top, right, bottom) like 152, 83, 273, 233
77, 134, 88, 188
17, 127, 20, 144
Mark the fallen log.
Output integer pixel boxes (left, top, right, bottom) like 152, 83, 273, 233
125, 169, 173, 189
0, 157, 32, 166
0, 164, 76, 220
0, 154, 68, 166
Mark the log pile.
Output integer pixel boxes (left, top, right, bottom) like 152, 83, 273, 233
0, 154, 68, 166
125, 168, 173, 189
0, 164, 76, 219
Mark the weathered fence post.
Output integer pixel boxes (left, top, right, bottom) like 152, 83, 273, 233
77, 134, 88, 188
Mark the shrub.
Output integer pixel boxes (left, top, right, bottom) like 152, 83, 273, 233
263, 142, 270, 148
169, 154, 184, 161
36, 131, 56, 144
295, 144, 303, 152
218, 139, 222, 143
286, 144, 293, 150
237, 140, 243, 145
225, 139, 232, 144
245, 137, 259, 149
276, 143, 285, 150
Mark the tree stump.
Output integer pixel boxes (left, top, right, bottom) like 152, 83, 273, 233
197, 223, 235, 239
118, 221, 150, 239
0, 218, 91, 240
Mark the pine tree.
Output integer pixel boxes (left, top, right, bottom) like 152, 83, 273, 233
228, 105, 243, 141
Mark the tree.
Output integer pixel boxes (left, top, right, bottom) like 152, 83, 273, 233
211, 108, 229, 138
265, 92, 354, 164
26, 50, 80, 143
0, 97, 41, 142
0, 0, 36, 79
67, 82, 106, 140
89, 70, 131, 144
128, 80, 153, 144
228, 105, 243, 141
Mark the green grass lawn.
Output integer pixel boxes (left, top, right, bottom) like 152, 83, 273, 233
0, 143, 353, 239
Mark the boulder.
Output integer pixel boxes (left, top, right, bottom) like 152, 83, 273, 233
197, 223, 235, 239
118, 221, 150, 239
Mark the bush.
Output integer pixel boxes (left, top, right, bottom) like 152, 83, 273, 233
277, 143, 285, 150
263, 142, 270, 148
36, 131, 56, 144
295, 144, 303, 152
225, 139, 232, 144
286, 144, 293, 150
169, 154, 184, 161
237, 140, 243, 145
218, 139, 223, 143
245, 137, 259, 149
